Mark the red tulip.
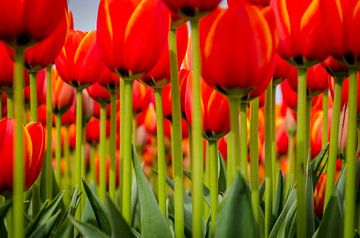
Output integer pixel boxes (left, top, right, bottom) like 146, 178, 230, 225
1, 92, 6, 116
141, 24, 188, 88
273, 53, 292, 85
271, 0, 328, 65
275, 118, 289, 157
24, 10, 70, 72
52, 67, 75, 115
95, 153, 120, 189
132, 81, 152, 114
97, 66, 120, 93
321, 56, 349, 79
55, 30, 101, 89
0, 118, 45, 194
0, 0, 67, 45
93, 101, 112, 119
97, 0, 170, 76
200, 2, 275, 98
287, 64, 330, 96
310, 110, 332, 158
0, 42, 29, 92
161, 0, 221, 18
332, 74, 360, 115
85, 117, 110, 144
68, 124, 76, 150
280, 80, 298, 111
87, 83, 111, 105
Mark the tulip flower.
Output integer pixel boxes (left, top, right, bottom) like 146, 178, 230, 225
161, 0, 221, 19
0, 118, 45, 194
273, 54, 292, 86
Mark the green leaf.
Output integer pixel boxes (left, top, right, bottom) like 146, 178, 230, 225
0, 214, 7, 238
306, 157, 315, 236
132, 149, 172, 238
71, 218, 110, 238
218, 153, 227, 194
26, 192, 64, 237
272, 171, 284, 220
82, 180, 111, 235
29, 210, 61, 238
311, 145, 329, 189
105, 196, 134, 238
183, 169, 211, 207
0, 200, 12, 218
284, 203, 296, 238
269, 189, 296, 238
314, 195, 343, 238
215, 172, 256, 238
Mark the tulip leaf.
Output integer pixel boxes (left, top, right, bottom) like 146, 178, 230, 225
218, 153, 227, 194
283, 202, 297, 238
214, 172, 256, 238
71, 218, 110, 238
183, 169, 211, 207
28, 210, 61, 238
311, 145, 329, 189
272, 170, 284, 220
105, 196, 134, 238
82, 180, 111, 235
0, 199, 12, 218
269, 189, 296, 238
314, 195, 343, 238
132, 149, 172, 238
26, 192, 64, 237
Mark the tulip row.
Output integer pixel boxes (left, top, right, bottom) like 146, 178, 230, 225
0, 0, 359, 238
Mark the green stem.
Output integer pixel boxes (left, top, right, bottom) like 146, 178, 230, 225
229, 98, 241, 183
240, 100, 248, 178
209, 140, 218, 236
322, 90, 329, 148
55, 113, 62, 185
119, 77, 125, 207
324, 79, 343, 210
264, 83, 273, 238
271, 84, 277, 196
29, 72, 38, 122
45, 66, 53, 200
89, 144, 96, 182
75, 89, 83, 219
344, 68, 358, 238
169, 26, 186, 238
109, 92, 117, 201
227, 129, 233, 186
7, 92, 14, 118
154, 89, 167, 217
286, 135, 296, 192
306, 96, 312, 154
13, 48, 25, 238
122, 79, 134, 224
191, 19, 204, 238
64, 127, 71, 204
81, 121, 86, 212
296, 68, 308, 238
250, 98, 259, 234
99, 103, 107, 203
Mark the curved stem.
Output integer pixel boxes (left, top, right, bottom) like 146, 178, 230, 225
191, 19, 204, 238
45, 66, 53, 200
7, 92, 14, 118
29, 72, 38, 122
344, 68, 358, 238
109, 92, 117, 201
122, 79, 134, 224
250, 98, 259, 235
99, 103, 107, 203
296, 68, 308, 238
55, 113, 62, 185
75, 89, 83, 219
229, 98, 241, 182
209, 140, 218, 236
13, 48, 25, 238
324, 79, 343, 210
322, 90, 329, 148
264, 83, 273, 238
154, 89, 167, 217
240, 100, 248, 178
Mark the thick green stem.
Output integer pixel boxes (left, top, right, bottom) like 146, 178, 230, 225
7, 92, 14, 118
119, 78, 125, 207
250, 98, 259, 235
227, 131, 233, 186
169, 28, 185, 238
264, 83, 273, 238
75, 89, 83, 219
240, 101, 248, 178
99, 104, 107, 203
13, 48, 25, 238
122, 79, 134, 224
45, 66, 53, 200
306, 96, 312, 154
29, 72, 38, 122
154, 89, 167, 217
191, 19, 204, 238
324, 79, 343, 210
322, 90, 329, 148
64, 127, 71, 205
229, 98, 241, 183
271, 84, 276, 196
55, 113, 62, 185
209, 140, 218, 236
296, 68, 308, 238
109, 92, 117, 201
344, 68, 358, 238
